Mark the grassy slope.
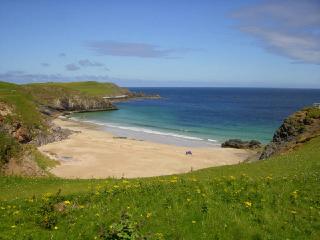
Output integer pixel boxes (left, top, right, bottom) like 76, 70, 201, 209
0, 81, 126, 126
23, 81, 128, 101
0, 137, 319, 239
0, 82, 44, 131
0, 82, 46, 166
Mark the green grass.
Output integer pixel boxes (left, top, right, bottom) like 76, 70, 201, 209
23, 81, 128, 98
0, 82, 44, 130
30, 147, 58, 171
306, 107, 320, 119
0, 132, 21, 167
0, 137, 319, 239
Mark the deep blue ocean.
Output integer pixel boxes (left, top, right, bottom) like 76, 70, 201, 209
72, 88, 320, 146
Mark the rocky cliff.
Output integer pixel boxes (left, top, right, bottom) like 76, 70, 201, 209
260, 106, 320, 159
45, 95, 117, 113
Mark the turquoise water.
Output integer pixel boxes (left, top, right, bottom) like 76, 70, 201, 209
72, 88, 320, 146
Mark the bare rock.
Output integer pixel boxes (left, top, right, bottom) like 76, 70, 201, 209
221, 139, 262, 149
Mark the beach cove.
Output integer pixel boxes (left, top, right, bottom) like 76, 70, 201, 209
38, 118, 253, 179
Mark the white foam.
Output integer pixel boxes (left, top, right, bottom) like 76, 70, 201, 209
71, 117, 218, 143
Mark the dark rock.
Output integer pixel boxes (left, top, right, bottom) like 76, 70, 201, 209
259, 106, 320, 159
32, 123, 75, 146
50, 96, 117, 112
221, 139, 262, 149
39, 106, 58, 116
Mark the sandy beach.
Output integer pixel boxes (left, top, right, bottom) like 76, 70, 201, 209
38, 118, 253, 179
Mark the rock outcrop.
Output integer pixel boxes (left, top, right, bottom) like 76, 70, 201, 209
49, 96, 117, 112
260, 106, 320, 159
221, 139, 262, 149
32, 124, 75, 146
0, 103, 32, 144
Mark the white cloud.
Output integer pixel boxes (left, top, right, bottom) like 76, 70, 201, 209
232, 0, 320, 64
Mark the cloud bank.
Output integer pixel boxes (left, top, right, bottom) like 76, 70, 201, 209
65, 63, 80, 71
0, 71, 110, 83
64, 59, 107, 71
232, 0, 320, 64
78, 59, 105, 67
41, 63, 50, 67
86, 40, 192, 58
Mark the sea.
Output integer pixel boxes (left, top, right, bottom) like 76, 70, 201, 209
71, 88, 320, 147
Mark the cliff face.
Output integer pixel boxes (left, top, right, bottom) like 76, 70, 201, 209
260, 107, 320, 159
49, 95, 117, 112
0, 102, 32, 144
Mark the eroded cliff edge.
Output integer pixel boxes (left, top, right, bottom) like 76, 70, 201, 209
260, 106, 320, 159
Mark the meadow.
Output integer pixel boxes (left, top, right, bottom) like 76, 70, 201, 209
0, 136, 319, 239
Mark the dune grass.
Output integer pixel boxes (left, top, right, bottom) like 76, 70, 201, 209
0, 136, 319, 239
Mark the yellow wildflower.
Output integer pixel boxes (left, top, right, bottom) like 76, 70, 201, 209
244, 201, 252, 208
54, 226, 58, 230
187, 198, 191, 202
291, 190, 299, 199
146, 212, 152, 218
64, 200, 71, 205
265, 176, 272, 180
192, 220, 196, 224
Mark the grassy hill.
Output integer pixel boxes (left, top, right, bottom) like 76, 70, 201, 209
0, 136, 319, 239
0, 82, 45, 131
21, 81, 128, 106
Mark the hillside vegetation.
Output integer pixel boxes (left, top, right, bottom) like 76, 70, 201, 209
22, 81, 129, 104
0, 136, 319, 239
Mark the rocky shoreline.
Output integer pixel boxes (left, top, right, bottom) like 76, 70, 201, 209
35, 92, 161, 146
260, 106, 320, 159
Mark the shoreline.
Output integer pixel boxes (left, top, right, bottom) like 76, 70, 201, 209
39, 118, 255, 179
68, 114, 221, 148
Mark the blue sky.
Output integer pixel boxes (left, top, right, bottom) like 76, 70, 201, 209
0, 0, 319, 88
